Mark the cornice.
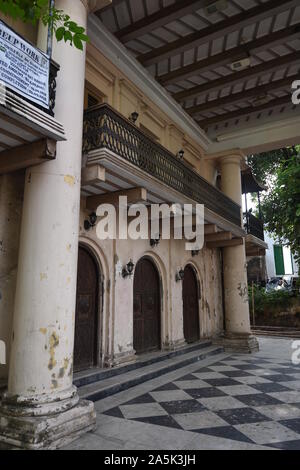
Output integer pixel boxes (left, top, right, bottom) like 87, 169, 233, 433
87, 14, 211, 152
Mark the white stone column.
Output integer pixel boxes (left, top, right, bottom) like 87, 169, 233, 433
0, 0, 97, 450
0, 173, 24, 383
220, 154, 259, 353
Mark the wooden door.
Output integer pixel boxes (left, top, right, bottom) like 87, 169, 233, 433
74, 246, 99, 371
183, 265, 200, 343
133, 258, 160, 355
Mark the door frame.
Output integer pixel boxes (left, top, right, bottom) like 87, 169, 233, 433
76, 241, 103, 370
183, 262, 201, 342
133, 255, 163, 354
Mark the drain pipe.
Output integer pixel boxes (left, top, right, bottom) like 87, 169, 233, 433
47, 0, 55, 57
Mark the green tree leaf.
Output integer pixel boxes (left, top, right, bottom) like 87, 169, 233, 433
0, 0, 88, 51
248, 150, 300, 266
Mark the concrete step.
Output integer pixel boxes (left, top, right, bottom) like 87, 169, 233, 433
74, 339, 212, 388
77, 343, 224, 402
252, 326, 300, 339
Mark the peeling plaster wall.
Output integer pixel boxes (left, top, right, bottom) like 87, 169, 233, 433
0, 172, 25, 380
79, 203, 224, 366
85, 45, 218, 186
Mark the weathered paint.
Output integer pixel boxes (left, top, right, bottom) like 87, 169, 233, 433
64, 175, 76, 187
48, 332, 59, 371
78, 207, 224, 365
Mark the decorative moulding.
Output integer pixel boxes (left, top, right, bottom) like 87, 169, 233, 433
87, 14, 211, 153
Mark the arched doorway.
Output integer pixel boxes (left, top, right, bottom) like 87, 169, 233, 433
183, 265, 200, 343
74, 246, 100, 371
133, 257, 161, 355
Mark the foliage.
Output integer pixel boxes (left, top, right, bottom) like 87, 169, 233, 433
0, 0, 88, 50
248, 147, 300, 265
259, 156, 300, 264
247, 147, 294, 185
248, 285, 293, 315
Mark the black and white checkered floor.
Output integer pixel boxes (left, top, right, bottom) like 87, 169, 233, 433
103, 355, 300, 449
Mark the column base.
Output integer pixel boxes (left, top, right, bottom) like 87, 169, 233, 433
215, 332, 259, 354
104, 349, 137, 368
0, 380, 7, 401
162, 338, 187, 351
0, 399, 96, 450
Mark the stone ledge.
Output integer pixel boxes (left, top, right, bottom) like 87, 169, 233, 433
162, 338, 187, 352
104, 350, 137, 368
0, 399, 96, 450
214, 332, 259, 354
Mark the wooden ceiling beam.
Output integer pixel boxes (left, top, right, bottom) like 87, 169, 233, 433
81, 164, 106, 187
86, 187, 147, 210
0, 139, 56, 175
116, 1, 211, 43
173, 51, 300, 102
206, 238, 244, 249
157, 24, 300, 85
138, 0, 299, 66
197, 95, 292, 129
205, 231, 232, 242
204, 224, 217, 234
96, 0, 124, 14
186, 75, 297, 116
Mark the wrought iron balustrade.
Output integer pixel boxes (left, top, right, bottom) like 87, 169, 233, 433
83, 104, 242, 227
26, 59, 59, 117
243, 212, 265, 241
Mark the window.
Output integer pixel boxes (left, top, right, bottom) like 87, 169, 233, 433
274, 246, 285, 276
84, 85, 103, 110
87, 94, 99, 108
273, 245, 294, 276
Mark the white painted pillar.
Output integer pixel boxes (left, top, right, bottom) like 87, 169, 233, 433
220, 154, 259, 353
0, 0, 97, 449
0, 173, 24, 381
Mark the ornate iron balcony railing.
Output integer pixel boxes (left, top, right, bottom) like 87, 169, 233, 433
11, 59, 59, 117
83, 104, 242, 227
243, 212, 265, 241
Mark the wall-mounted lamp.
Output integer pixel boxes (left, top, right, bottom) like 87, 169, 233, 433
192, 250, 200, 257
175, 268, 185, 282
177, 149, 184, 160
84, 212, 97, 231
122, 260, 135, 278
150, 234, 160, 248
129, 111, 139, 124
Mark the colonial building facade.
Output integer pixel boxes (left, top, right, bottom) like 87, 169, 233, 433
0, 0, 299, 449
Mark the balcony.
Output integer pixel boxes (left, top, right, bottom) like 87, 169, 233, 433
243, 211, 268, 256
0, 22, 65, 175
82, 104, 242, 230
244, 212, 264, 241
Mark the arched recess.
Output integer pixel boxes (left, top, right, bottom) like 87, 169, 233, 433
74, 237, 109, 371
182, 263, 200, 343
133, 256, 162, 355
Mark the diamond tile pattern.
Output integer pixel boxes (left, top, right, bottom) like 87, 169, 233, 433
102, 356, 300, 449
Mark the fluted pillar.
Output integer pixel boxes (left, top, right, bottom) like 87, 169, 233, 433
220, 153, 259, 353
0, 0, 100, 450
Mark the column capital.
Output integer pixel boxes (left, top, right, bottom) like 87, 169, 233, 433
219, 154, 244, 167
204, 149, 247, 168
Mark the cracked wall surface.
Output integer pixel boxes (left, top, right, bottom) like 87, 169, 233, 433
0, 172, 25, 380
